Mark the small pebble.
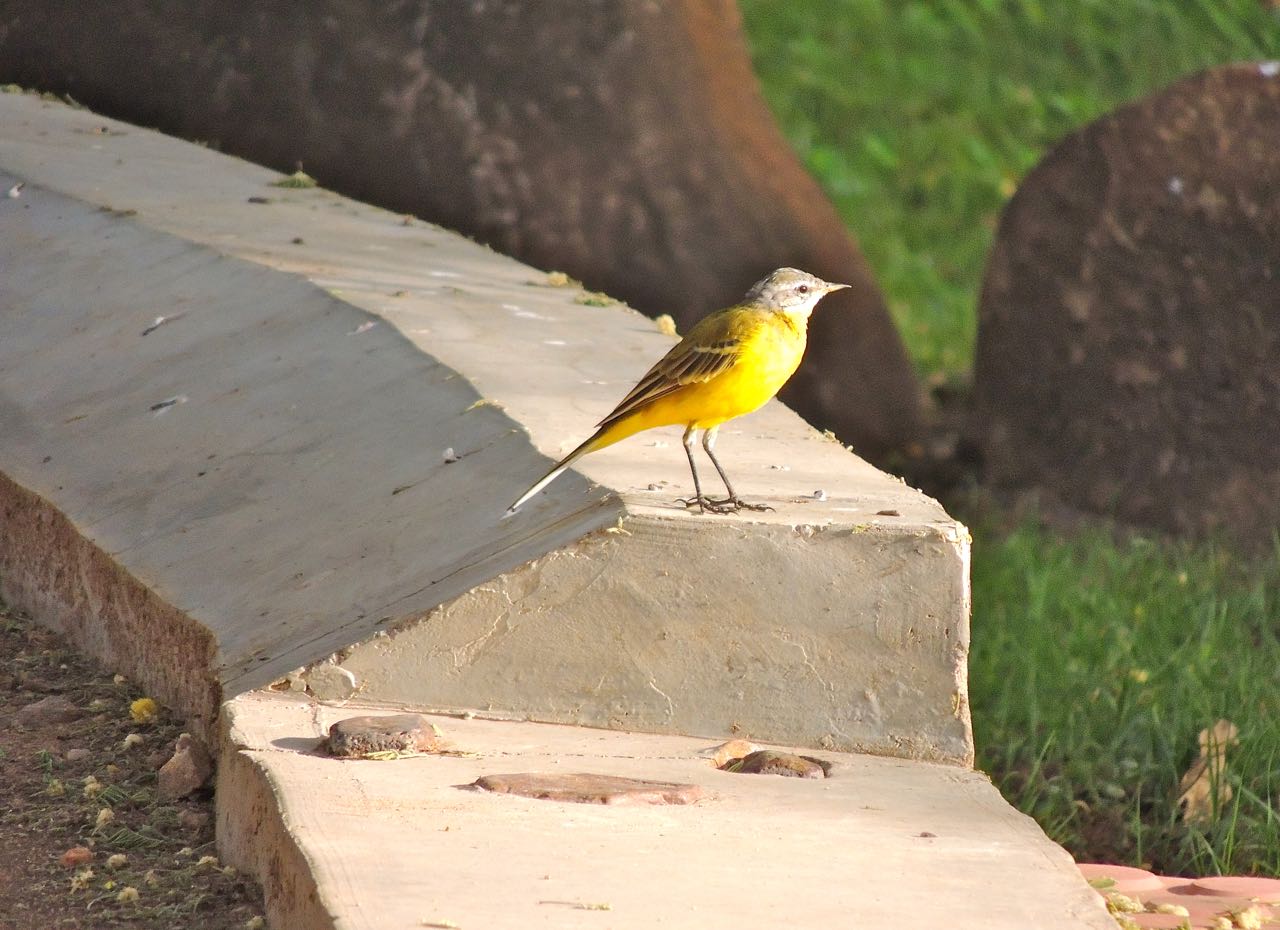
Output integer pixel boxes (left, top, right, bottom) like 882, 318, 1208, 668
59, 846, 93, 868
724, 749, 828, 779
703, 739, 760, 768
16, 694, 79, 727
157, 733, 214, 799
327, 714, 444, 757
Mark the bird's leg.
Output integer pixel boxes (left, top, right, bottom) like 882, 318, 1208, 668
675, 426, 734, 514
702, 427, 773, 512
676, 426, 710, 513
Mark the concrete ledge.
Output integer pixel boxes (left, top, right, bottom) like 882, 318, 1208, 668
0, 90, 970, 762
219, 692, 1114, 930
342, 517, 969, 761
217, 707, 331, 930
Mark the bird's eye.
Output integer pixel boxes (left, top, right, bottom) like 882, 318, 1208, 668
797, 284, 809, 294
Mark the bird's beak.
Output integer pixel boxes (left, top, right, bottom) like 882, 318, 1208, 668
825, 282, 851, 293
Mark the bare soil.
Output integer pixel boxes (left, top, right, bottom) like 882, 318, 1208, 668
0, 600, 264, 929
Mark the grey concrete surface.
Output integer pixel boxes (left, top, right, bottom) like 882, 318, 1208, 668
0, 90, 969, 761
220, 692, 1115, 930
339, 516, 969, 761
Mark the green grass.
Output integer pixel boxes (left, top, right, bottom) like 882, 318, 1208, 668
969, 516, 1280, 875
741, 0, 1280, 380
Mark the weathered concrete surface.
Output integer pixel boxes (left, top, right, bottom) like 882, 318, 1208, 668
0, 91, 969, 761
341, 516, 969, 761
219, 693, 1115, 930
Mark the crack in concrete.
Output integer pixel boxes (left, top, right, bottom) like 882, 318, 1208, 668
646, 679, 675, 720
771, 630, 835, 696
436, 587, 513, 670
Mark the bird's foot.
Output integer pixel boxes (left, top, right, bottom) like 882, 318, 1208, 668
677, 495, 733, 514
677, 495, 774, 514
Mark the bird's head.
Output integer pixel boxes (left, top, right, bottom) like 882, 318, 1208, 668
745, 267, 850, 317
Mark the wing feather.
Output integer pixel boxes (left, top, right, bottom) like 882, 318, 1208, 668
596, 329, 742, 430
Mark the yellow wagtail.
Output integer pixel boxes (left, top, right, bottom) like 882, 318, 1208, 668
508, 267, 849, 515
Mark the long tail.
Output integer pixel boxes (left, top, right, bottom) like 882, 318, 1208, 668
505, 431, 605, 515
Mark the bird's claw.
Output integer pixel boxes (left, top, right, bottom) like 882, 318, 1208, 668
678, 495, 735, 515
677, 495, 773, 515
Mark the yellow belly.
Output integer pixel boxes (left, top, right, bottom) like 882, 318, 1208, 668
592, 314, 807, 448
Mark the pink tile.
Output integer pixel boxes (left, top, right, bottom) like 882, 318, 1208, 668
1190, 876, 1280, 903
1077, 862, 1165, 893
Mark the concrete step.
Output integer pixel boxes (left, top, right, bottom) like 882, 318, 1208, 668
220, 692, 1113, 930
0, 89, 968, 764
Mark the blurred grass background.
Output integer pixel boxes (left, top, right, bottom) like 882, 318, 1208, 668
740, 0, 1280, 875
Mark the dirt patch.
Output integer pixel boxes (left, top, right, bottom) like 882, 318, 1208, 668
0, 600, 263, 929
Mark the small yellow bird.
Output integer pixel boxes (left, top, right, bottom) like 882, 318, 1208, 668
508, 267, 849, 515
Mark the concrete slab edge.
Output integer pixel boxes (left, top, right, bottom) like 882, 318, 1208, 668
339, 515, 974, 765
217, 709, 334, 930
0, 470, 222, 741
216, 692, 1117, 930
